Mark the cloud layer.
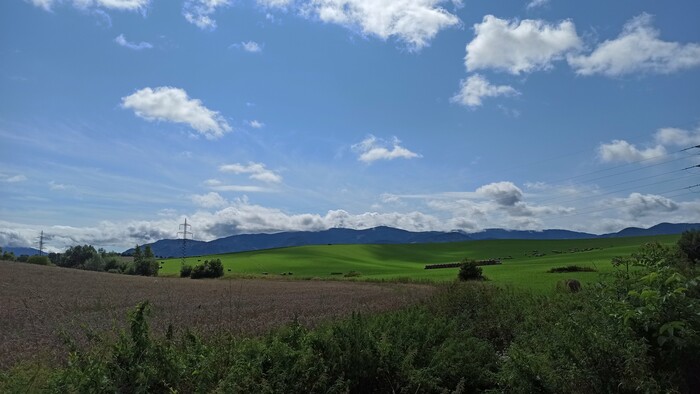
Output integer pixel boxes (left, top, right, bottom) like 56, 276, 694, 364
121, 86, 231, 139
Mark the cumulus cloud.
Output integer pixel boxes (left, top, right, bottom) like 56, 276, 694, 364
121, 86, 231, 139
654, 127, 700, 147
568, 14, 700, 76
28, 0, 150, 11
114, 34, 153, 50
219, 162, 283, 183
183, 0, 230, 30
526, 0, 549, 10
476, 181, 523, 206
465, 15, 581, 74
247, 120, 265, 129
451, 74, 520, 107
241, 41, 263, 53
598, 139, 666, 163
352, 135, 422, 164
302, 0, 461, 50
192, 192, 229, 208
614, 193, 679, 217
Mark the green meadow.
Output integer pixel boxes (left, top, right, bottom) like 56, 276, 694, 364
159, 234, 679, 292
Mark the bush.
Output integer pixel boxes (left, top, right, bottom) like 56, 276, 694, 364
190, 259, 224, 279
26, 255, 50, 265
458, 259, 483, 281
678, 229, 700, 265
180, 265, 193, 278
343, 271, 361, 277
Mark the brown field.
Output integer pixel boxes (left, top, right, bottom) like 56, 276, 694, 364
0, 261, 435, 369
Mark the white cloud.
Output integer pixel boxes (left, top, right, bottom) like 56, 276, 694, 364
114, 34, 153, 50
247, 120, 265, 129
28, 0, 54, 10
303, 0, 461, 50
598, 139, 666, 163
28, 0, 150, 11
614, 193, 679, 218
183, 0, 230, 30
192, 192, 229, 208
465, 15, 581, 74
526, 0, 549, 10
654, 127, 700, 147
49, 181, 68, 190
476, 181, 523, 206
1, 174, 28, 183
451, 74, 520, 107
121, 86, 231, 139
352, 135, 422, 164
219, 162, 283, 183
241, 41, 263, 53
569, 14, 700, 76
257, 0, 293, 8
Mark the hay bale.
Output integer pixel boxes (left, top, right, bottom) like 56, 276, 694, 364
556, 278, 582, 293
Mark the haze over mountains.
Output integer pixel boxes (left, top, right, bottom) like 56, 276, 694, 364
4, 223, 698, 258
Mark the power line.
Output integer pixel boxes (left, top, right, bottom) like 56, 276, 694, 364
535, 164, 699, 204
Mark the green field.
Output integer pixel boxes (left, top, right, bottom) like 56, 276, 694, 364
159, 235, 679, 292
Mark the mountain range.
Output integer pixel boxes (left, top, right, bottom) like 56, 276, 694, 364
121, 222, 700, 258
3, 223, 698, 258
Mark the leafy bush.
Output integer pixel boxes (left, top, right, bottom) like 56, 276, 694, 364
180, 264, 193, 278
26, 255, 50, 265
190, 259, 224, 279
678, 229, 700, 265
343, 270, 361, 277
458, 259, 483, 281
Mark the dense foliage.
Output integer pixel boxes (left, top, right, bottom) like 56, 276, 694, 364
2, 236, 699, 392
458, 259, 484, 281
190, 258, 224, 279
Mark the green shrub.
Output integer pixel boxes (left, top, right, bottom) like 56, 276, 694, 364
26, 255, 50, 265
458, 259, 483, 281
343, 270, 361, 277
190, 259, 224, 279
180, 264, 193, 278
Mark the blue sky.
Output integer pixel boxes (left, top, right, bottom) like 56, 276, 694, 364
1, 0, 699, 251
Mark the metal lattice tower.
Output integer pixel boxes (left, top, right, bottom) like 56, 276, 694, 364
38, 230, 44, 256
177, 218, 193, 266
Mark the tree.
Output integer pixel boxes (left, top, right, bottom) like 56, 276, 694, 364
678, 229, 700, 265
61, 245, 98, 269
132, 244, 159, 276
458, 259, 484, 281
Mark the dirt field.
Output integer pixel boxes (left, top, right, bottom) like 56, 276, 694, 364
0, 261, 435, 369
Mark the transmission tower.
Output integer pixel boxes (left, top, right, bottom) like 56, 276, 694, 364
37, 230, 44, 256
177, 218, 193, 266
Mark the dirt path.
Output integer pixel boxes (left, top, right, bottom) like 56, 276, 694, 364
0, 261, 435, 368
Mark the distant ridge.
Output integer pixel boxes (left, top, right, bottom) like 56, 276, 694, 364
120, 222, 700, 258
1, 246, 42, 256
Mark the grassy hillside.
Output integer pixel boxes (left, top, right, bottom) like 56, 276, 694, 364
159, 235, 679, 292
